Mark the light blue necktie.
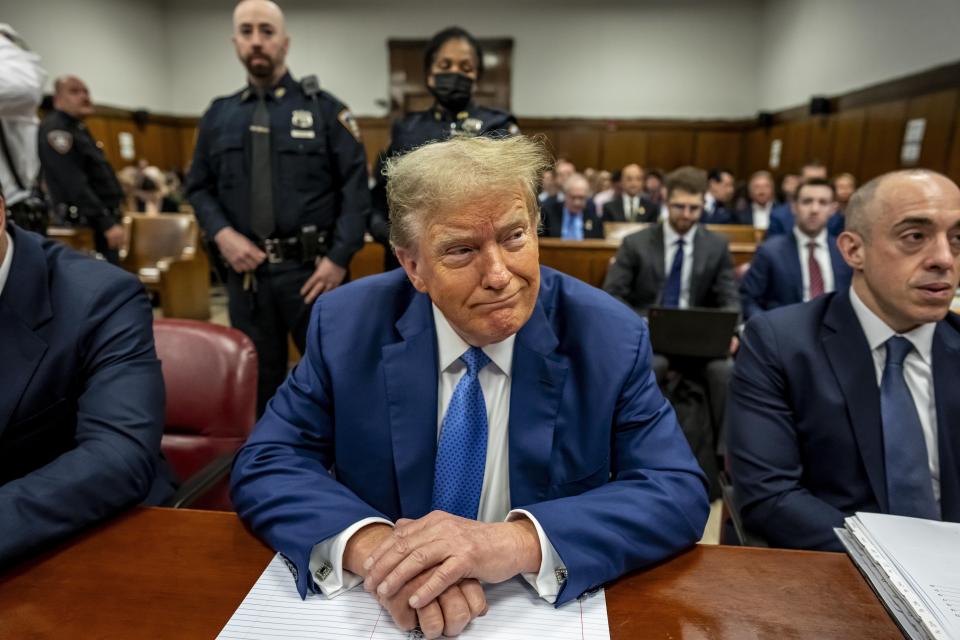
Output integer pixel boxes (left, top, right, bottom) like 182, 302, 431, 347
880, 336, 939, 520
431, 347, 490, 519
661, 238, 684, 307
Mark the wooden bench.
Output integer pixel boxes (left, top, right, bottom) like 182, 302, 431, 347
47, 226, 96, 254
120, 213, 211, 320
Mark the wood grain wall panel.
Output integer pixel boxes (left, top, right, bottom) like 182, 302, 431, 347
779, 120, 810, 174
83, 117, 115, 166
552, 127, 601, 170
693, 131, 742, 175
830, 108, 866, 177
905, 89, 959, 172
356, 117, 391, 168
179, 125, 197, 170
742, 128, 772, 176
602, 129, 649, 171
948, 107, 960, 185
859, 100, 908, 180
807, 116, 836, 170
646, 130, 695, 172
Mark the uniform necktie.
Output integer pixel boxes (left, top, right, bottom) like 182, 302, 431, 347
880, 336, 939, 520
807, 241, 825, 299
432, 347, 491, 519
250, 93, 275, 240
661, 238, 685, 308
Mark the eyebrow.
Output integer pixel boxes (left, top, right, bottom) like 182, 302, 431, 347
892, 217, 935, 229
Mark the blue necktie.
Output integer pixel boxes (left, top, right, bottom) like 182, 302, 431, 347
661, 238, 685, 308
432, 347, 490, 519
880, 336, 939, 519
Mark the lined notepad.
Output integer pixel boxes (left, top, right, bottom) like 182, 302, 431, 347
217, 554, 610, 640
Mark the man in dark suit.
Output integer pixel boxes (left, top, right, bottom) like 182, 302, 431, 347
541, 172, 604, 239
602, 163, 656, 223
702, 168, 735, 224
728, 169, 960, 551
231, 136, 708, 639
0, 194, 174, 567
732, 171, 775, 229
603, 166, 740, 498
767, 161, 829, 237
740, 178, 853, 320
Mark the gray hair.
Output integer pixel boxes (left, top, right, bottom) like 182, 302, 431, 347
384, 135, 553, 251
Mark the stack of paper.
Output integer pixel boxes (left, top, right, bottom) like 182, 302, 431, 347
836, 512, 960, 640
217, 554, 611, 640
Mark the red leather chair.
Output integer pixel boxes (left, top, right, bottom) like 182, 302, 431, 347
154, 319, 258, 510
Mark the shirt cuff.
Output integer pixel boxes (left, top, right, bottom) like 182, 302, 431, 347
506, 509, 567, 604
308, 517, 393, 599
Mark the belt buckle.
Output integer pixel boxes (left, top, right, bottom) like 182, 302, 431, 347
263, 239, 284, 264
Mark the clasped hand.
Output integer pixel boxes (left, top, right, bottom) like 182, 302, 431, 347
349, 511, 540, 638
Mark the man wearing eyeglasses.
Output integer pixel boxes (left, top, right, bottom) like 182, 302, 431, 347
603, 166, 740, 498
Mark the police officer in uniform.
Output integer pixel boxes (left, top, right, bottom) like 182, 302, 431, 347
370, 26, 519, 270
38, 76, 125, 262
186, 0, 370, 414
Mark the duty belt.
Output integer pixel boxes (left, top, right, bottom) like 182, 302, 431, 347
255, 229, 328, 265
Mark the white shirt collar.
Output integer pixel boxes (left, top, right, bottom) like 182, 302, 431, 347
793, 226, 828, 250
432, 303, 515, 376
753, 200, 772, 214
0, 232, 14, 297
704, 192, 717, 210
849, 285, 936, 365
663, 221, 697, 245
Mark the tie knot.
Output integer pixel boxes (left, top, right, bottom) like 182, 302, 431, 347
807, 241, 818, 250
885, 336, 914, 367
675, 238, 685, 248
461, 347, 490, 375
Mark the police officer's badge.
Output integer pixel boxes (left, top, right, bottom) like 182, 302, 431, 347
47, 130, 73, 155
290, 110, 315, 139
460, 118, 483, 136
584, 219, 594, 232
337, 109, 362, 143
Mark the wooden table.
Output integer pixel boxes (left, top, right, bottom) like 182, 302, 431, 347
0, 508, 899, 639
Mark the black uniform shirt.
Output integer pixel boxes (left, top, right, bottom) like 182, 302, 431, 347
38, 109, 123, 232
186, 72, 370, 268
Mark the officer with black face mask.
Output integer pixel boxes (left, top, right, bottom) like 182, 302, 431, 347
370, 26, 519, 270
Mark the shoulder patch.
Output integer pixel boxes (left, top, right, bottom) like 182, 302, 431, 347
337, 109, 362, 143
47, 130, 73, 154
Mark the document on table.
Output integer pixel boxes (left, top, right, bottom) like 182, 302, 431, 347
217, 554, 611, 640
837, 512, 960, 640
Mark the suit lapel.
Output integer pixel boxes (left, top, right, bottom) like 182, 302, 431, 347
382, 292, 439, 519
690, 227, 709, 307
783, 237, 804, 302
932, 317, 960, 520
0, 228, 52, 435
508, 297, 568, 507
649, 225, 666, 302
821, 290, 888, 510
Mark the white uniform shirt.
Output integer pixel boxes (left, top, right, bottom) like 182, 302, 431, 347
0, 28, 46, 205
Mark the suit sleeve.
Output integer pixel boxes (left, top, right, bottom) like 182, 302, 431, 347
520, 323, 709, 605
39, 133, 116, 233
0, 275, 166, 565
185, 107, 233, 240
726, 313, 847, 550
323, 101, 370, 268
712, 239, 741, 314
739, 244, 771, 321
602, 240, 640, 313
231, 300, 389, 599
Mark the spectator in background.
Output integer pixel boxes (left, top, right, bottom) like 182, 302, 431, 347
603, 163, 655, 223
702, 168, 734, 224
769, 162, 831, 237
583, 167, 597, 194
117, 166, 140, 213
740, 178, 852, 321
778, 173, 800, 205
134, 166, 178, 214
734, 171, 776, 230
589, 169, 610, 200
552, 159, 575, 200
542, 172, 603, 239
829, 172, 857, 236
593, 168, 621, 215
164, 170, 185, 210
644, 170, 664, 206
0, 24, 47, 235
39, 76, 125, 263
538, 168, 557, 203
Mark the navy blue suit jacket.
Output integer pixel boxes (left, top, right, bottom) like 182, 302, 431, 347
728, 291, 960, 550
739, 233, 852, 320
541, 200, 604, 239
231, 267, 709, 604
765, 202, 795, 237
0, 224, 173, 566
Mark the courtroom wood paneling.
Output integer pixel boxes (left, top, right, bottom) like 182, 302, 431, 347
646, 130, 695, 173
830, 108, 867, 177
780, 120, 812, 173
551, 126, 601, 170
179, 124, 197, 169
694, 131, 743, 176
601, 128, 649, 171
807, 116, 836, 170
859, 100, 908, 180
948, 107, 960, 185
356, 117, 391, 167
742, 127, 772, 176
905, 89, 960, 172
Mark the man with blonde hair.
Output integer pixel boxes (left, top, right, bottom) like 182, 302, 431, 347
232, 135, 708, 638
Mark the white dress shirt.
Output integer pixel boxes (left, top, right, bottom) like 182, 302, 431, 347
793, 227, 835, 301
663, 222, 697, 309
309, 306, 566, 602
621, 194, 643, 221
0, 29, 46, 206
0, 232, 13, 295
849, 286, 940, 503
751, 202, 772, 230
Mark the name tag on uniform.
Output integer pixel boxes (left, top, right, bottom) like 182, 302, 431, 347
291, 129, 315, 139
